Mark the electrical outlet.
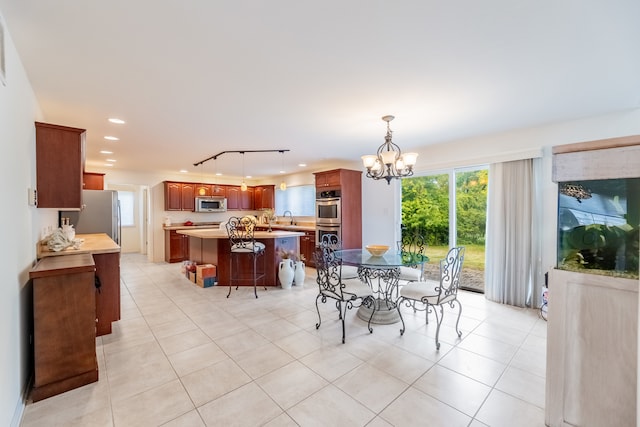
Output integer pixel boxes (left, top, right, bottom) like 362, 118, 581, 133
28, 188, 37, 206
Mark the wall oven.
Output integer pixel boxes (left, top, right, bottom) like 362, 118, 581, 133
315, 195, 341, 225
316, 224, 342, 246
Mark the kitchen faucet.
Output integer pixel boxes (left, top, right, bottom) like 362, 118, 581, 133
283, 210, 295, 225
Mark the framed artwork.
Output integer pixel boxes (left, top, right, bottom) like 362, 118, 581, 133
0, 17, 5, 86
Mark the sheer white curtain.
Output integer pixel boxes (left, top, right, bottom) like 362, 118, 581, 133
485, 158, 543, 307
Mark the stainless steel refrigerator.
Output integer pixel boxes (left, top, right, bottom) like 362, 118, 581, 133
60, 190, 121, 244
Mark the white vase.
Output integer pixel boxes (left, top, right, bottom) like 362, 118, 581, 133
278, 259, 294, 289
293, 261, 305, 287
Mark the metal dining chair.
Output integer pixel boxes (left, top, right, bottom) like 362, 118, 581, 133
397, 229, 427, 284
396, 246, 465, 350
313, 234, 374, 343
225, 216, 266, 298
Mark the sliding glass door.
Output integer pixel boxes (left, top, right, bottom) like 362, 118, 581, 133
402, 167, 488, 292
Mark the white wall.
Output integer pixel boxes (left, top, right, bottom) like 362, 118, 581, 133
0, 14, 57, 426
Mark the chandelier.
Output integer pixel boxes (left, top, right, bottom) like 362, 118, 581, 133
361, 115, 418, 184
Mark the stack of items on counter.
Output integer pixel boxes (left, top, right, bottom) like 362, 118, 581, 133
181, 261, 217, 288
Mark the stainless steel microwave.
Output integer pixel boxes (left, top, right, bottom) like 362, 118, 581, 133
195, 197, 227, 212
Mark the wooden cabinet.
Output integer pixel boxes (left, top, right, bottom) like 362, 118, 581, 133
546, 269, 637, 427
29, 254, 98, 402
254, 185, 275, 210
195, 184, 212, 197
35, 122, 86, 209
211, 184, 226, 197
181, 183, 195, 211
164, 181, 196, 211
314, 168, 363, 249
165, 182, 182, 210
242, 187, 255, 210
165, 230, 190, 263
226, 186, 241, 210
314, 169, 342, 189
83, 172, 104, 190
300, 230, 316, 268
93, 252, 121, 336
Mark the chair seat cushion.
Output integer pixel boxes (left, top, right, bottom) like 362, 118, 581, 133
400, 280, 454, 304
341, 279, 373, 299
398, 266, 422, 282
341, 265, 360, 279
231, 241, 266, 253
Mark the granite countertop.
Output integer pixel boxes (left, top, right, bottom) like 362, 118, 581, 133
177, 228, 305, 239
165, 222, 316, 232
37, 233, 121, 258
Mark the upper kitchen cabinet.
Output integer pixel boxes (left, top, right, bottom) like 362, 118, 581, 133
226, 186, 254, 210
164, 181, 196, 211
181, 183, 195, 211
194, 184, 212, 197
314, 169, 342, 189
83, 172, 104, 190
254, 185, 275, 210
36, 122, 86, 209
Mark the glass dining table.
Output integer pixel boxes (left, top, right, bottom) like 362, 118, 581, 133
335, 248, 429, 324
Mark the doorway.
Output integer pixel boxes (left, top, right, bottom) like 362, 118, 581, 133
401, 167, 488, 292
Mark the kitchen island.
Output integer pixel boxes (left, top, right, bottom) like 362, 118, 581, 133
177, 228, 304, 287
37, 233, 121, 336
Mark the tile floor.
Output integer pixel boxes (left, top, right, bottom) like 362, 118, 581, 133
21, 253, 547, 427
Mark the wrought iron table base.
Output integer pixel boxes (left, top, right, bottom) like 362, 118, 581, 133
355, 266, 401, 325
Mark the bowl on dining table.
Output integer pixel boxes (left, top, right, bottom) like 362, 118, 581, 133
365, 244, 389, 257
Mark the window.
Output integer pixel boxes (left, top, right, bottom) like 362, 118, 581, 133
275, 185, 315, 216
402, 167, 488, 292
118, 191, 135, 227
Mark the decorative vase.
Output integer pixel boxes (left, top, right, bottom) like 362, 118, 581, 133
278, 259, 294, 289
293, 261, 305, 287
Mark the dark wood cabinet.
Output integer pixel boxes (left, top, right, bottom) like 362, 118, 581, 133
83, 172, 104, 190
254, 185, 275, 210
181, 183, 195, 211
226, 186, 241, 210
314, 170, 342, 189
35, 122, 86, 209
165, 182, 183, 210
29, 254, 98, 402
300, 230, 316, 268
211, 184, 226, 197
242, 187, 255, 210
164, 181, 196, 211
195, 184, 212, 197
165, 230, 190, 263
314, 168, 362, 249
93, 252, 121, 336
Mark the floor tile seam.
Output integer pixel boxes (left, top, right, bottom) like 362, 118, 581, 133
376, 381, 472, 423
95, 342, 117, 425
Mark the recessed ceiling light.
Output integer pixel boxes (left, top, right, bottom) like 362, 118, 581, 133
246, 175, 252, 179
298, 163, 307, 167
106, 159, 117, 162
104, 163, 114, 167
180, 169, 188, 173
215, 172, 222, 176
279, 170, 286, 174
104, 136, 119, 141
108, 118, 125, 124
100, 150, 113, 154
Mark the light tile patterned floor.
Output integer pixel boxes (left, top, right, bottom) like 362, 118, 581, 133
21, 253, 547, 427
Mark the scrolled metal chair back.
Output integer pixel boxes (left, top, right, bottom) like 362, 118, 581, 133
314, 234, 344, 300
226, 216, 258, 250
435, 246, 465, 302
398, 230, 427, 265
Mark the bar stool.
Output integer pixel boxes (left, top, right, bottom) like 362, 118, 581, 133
225, 216, 266, 298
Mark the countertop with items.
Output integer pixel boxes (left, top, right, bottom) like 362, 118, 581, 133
37, 233, 121, 258
164, 221, 316, 232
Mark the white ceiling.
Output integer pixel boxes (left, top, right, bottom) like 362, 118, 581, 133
2, 1, 639, 181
